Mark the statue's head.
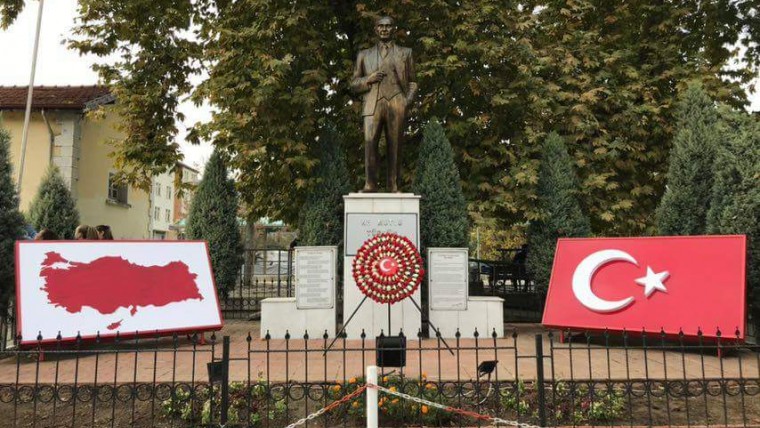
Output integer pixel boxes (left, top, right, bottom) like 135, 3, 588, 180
375, 16, 395, 42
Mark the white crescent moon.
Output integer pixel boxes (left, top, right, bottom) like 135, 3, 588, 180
379, 259, 393, 273
572, 249, 638, 313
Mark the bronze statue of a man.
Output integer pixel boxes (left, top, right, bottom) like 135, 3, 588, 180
351, 16, 417, 193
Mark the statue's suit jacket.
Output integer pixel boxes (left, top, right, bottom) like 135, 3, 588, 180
350, 43, 416, 117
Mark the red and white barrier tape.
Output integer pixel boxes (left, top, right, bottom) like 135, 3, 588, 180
368, 383, 543, 428
283, 382, 542, 428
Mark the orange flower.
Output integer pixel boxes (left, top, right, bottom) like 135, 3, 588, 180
426, 383, 436, 390
392, 399, 399, 404
352, 401, 360, 408
332, 384, 341, 393
421, 372, 428, 379
349, 377, 357, 384
382, 376, 388, 383
421, 405, 429, 414
389, 386, 397, 392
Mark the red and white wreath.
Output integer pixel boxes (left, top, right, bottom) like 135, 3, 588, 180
352, 232, 424, 304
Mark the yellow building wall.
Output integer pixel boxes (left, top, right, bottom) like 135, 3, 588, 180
1, 110, 52, 212
1, 108, 151, 239
77, 110, 150, 239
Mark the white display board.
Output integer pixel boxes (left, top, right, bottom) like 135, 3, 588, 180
295, 246, 336, 309
15, 241, 223, 345
428, 248, 469, 311
344, 213, 418, 256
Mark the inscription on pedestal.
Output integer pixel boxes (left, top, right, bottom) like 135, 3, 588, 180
295, 247, 336, 309
429, 248, 469, 311
345, 213, 418, 256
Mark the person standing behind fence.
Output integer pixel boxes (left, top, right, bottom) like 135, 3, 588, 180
74, 225, 98, 240
95, 225, 114, 240
34, 228, 59, 240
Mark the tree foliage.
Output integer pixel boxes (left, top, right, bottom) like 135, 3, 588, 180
186, 148, 243, 296
67, 0, 199, 190
27, 166, 80, 240
656, 84, 719, 235
706, 109, 760, 335
526, 133, 591, 289
413, 119, 469, 251
0, 127, 25, 312
4, 1, 759, 233
298, 124, 352, 247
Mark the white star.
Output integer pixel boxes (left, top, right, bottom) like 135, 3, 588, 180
635, 267, 669, 297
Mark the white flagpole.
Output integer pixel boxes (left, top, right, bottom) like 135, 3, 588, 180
17, 0, 46, 192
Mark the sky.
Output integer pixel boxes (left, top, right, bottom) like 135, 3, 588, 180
1, 0, 758, 172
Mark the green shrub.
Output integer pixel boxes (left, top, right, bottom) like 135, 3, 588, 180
298, 123, 351, 247
413, 119, 469, 251
656, 84, 719, 235
526, 133, 591, 289
0, 127, 25, 312
27, 165, 80, 240
186, 148, 243, 296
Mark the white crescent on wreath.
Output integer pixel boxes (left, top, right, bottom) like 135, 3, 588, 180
351, 232, 424, 304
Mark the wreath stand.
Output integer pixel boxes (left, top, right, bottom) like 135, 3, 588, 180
325, 233, 453, 355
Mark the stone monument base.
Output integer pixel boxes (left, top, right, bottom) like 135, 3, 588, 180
343, 193, 422, 339
428, 296, 504, 338
260, 297, 336, 339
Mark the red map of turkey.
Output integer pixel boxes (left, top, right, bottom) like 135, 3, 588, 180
40, 252, 203, 329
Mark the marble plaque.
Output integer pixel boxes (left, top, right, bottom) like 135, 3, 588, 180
345, 213, 418, 256
429, 248, 469, 311
295, 247, 336, 309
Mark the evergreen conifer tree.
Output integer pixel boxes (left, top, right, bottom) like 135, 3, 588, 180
0, 128, 25, 312
706, 109, 760, 335
186, 149, 243, 297
526, 133, 591, 289
412, 119, 469, 251
298, 124, 351, 247
656, 84, 719, 235
28, 165, 80, 240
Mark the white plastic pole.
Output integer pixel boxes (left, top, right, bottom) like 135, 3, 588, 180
18, 0, 45, 192
366, 365, 378, 428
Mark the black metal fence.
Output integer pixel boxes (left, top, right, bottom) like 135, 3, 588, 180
469, 254, 544, 323
223, 249, 294, 319
0, 327, 757, 427
225, 248, 545, 323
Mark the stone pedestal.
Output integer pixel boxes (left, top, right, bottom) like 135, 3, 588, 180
260, 298, 336, 339
428, 296, 504, 338
343, 193, 422, 338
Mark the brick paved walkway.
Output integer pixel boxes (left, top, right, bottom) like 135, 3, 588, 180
1, 322, 757, 384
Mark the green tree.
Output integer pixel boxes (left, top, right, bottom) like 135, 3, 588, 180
413, 119, 469, 251
298, 124, 352, 247
655, 84, 719, 235
186, 148, 243, 297
5, 1, 760, 235
706, 109, 760, 336
0, 127, 25, 312
526, 133, 591, 289
27, 166, 80, 240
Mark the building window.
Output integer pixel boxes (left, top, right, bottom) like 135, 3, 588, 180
155, 184, 161, 197
154, 207, 160, 221
107, 173, 128, 204
166, 186, 172, 198
165, 209, 171, 222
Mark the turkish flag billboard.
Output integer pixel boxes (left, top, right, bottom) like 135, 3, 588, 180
16, 241, 223, 345
542, 235, 747, 339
